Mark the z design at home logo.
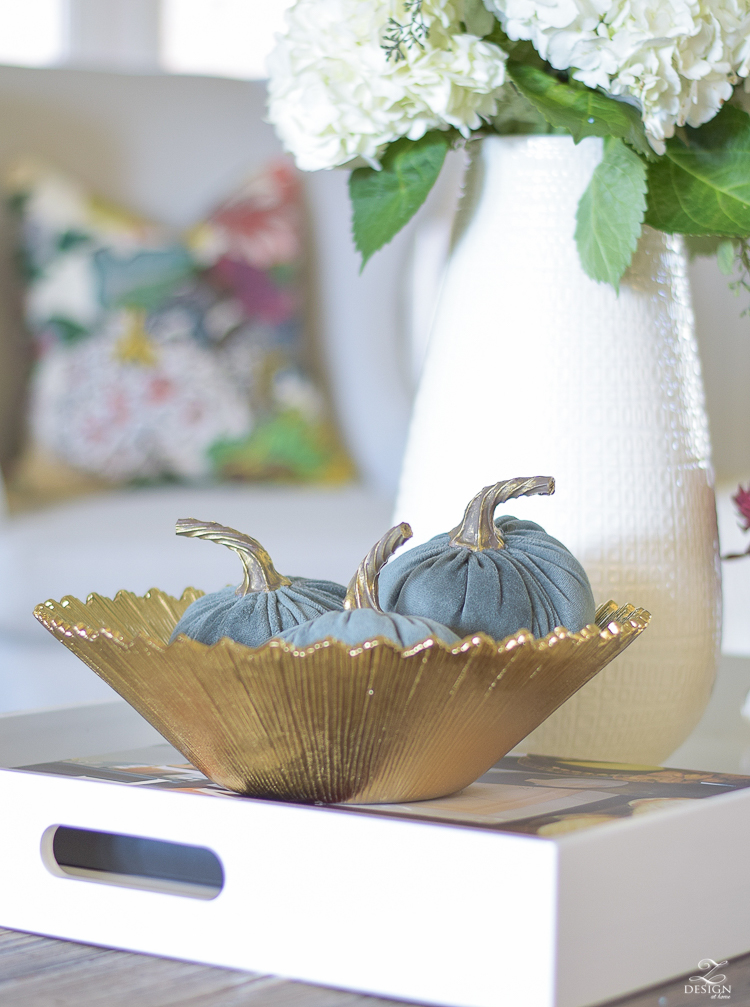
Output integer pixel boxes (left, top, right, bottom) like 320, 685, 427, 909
685, 959, 731, 999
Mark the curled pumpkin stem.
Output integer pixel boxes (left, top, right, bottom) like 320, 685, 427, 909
176, 518, 292, 596
449, 476, 555, 551
345, 522, 413, 612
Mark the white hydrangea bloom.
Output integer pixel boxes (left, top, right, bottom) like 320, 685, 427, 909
266, 0, 507, 171
484, 0, 750, 151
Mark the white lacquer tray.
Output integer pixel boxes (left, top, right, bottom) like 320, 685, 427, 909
1, 710, 749, 1007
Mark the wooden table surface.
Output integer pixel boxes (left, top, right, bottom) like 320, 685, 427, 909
1, 928, 749, 1007
3, 657, 750, 1006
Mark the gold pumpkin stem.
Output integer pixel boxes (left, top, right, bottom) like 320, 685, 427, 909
176, 518, 292, 596
448, 476, 555, 551
344, 522, 413, 612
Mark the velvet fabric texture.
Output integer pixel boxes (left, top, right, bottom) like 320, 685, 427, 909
278, 608, 459, 648
378, 515, 596, 640
170, 579, 346, 647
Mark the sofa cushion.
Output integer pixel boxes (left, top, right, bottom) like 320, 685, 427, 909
7, 159, 351, 491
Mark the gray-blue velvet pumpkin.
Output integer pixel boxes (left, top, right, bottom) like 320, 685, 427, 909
279, 523, 459, 649
170, 518, 346, 648
378, 476, 596, 641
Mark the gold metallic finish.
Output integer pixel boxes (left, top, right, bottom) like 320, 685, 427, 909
449, 476, 556, 551
34, 591, 649, 805
344, 522, 412, 612
175, 518, 291, 595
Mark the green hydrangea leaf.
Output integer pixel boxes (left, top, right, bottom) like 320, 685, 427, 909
349, 131, 450, 269
717, 239, 736, 275
574, 136, 647, 290
492, 81, 562, 136
506, 62, 653, 159
645, 105, 750, 236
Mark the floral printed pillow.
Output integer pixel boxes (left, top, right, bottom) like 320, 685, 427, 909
7, 160, 352, 487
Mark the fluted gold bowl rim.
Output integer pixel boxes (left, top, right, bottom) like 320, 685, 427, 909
34, 590, 650, 805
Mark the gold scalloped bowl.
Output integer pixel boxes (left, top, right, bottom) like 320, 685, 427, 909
34, 590, 649, 805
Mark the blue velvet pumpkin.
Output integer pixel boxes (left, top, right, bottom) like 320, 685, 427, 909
378, 477, 596, 641
170, 519, 346, 648
279, 524, 459, 649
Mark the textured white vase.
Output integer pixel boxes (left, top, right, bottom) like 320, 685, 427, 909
394, 135, 722, 765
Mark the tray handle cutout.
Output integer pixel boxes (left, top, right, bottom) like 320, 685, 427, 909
41, 825, 224, 900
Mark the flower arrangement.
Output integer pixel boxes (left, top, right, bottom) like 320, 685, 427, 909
267, 0, 750, 288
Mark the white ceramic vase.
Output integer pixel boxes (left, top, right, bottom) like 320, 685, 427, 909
394, 135, 722, 765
